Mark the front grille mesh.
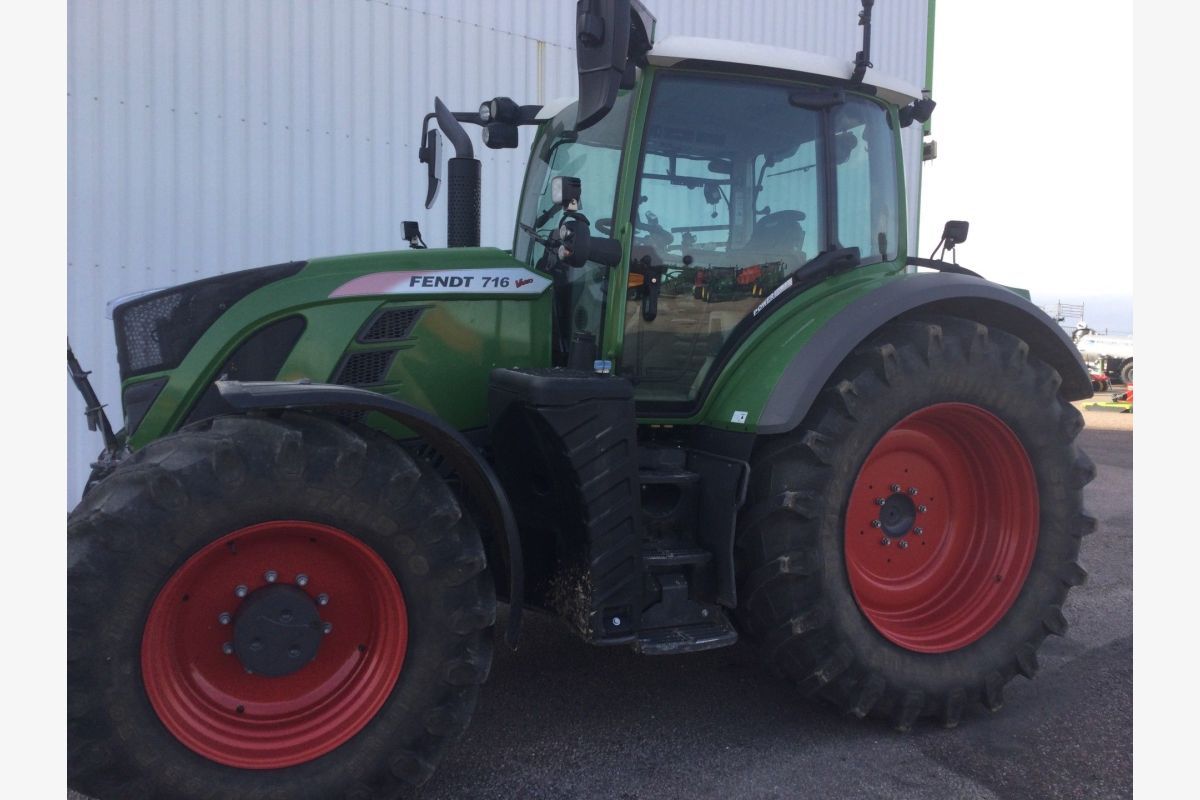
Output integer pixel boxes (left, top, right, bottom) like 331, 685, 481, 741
112, 261, 305, 379
118, 292, 184, 374
360, 308, 422, 342
335, 351, 395, 386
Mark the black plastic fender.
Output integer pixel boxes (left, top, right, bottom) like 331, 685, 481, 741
757, 272, 1092, 434
217, 380, 524, 645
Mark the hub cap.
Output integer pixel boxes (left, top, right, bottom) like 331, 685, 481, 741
843, 403, 1039, 653
142, 521, 408, 769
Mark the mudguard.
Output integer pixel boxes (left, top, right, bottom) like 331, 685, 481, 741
217, 380, 524, 645
758, 272, 1092, 434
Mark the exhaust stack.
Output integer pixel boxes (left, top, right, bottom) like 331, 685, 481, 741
435, 97, 481, 248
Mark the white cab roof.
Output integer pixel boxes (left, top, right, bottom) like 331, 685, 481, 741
534, 35, 923, 122
649, 36, 921, 106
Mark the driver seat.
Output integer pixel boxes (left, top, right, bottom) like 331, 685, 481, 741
737, 212, 806, 266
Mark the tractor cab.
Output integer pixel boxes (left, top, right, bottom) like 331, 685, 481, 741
514, 36, 919, 409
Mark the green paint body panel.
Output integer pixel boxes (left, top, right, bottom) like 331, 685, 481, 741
126, 248, 553, 448
654, 262, 907, 432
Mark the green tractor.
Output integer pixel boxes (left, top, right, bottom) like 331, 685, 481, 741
68, 2, 1095, 797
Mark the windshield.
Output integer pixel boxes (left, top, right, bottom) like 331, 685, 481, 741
623, 74, 899, 404
515, 92, 634, 350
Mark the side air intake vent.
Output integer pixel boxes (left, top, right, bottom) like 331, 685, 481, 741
334, 350, 396, 386
358, 307, 424, 343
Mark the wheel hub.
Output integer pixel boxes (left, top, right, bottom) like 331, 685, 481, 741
878, 492, 916, 537
232, 584, 324, 677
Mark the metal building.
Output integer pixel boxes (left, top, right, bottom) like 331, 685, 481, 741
67, 0, 933, 501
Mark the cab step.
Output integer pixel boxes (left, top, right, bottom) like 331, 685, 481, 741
634, 617, 738, 655
641, 546, 712, 569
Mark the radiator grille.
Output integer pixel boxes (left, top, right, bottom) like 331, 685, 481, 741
359, 308, 422, 342
334, 350, 395, 386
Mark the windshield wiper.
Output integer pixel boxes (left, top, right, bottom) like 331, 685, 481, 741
789, 246, 861, 288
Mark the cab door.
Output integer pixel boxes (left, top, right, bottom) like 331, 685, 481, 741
613, 69, 902, 414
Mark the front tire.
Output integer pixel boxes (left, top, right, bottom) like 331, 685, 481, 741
735, 317, 1096, 730
68, 413, 495, 799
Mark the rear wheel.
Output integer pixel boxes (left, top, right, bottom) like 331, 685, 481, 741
735, 317, 1096, 729
68, 413, 495, 799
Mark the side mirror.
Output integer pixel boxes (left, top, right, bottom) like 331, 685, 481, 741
419, 129, 443, 209
942, 220, 969, 249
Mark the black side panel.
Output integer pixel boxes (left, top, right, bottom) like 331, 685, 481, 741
686, 450, 749, 608
182, 315, 307, 426
488, 368, 642, 644
758, 273, 1092, 434
113, 261, 305, 380
121, 377, 168, 436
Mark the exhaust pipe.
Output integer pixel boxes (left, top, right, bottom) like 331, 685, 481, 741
434, 97, 481, 248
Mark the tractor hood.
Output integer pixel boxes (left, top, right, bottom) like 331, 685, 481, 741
112, 246, 555, 446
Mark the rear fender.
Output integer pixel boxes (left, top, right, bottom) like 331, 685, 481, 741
217, 380, 524, 645
758, 273, 1092, 434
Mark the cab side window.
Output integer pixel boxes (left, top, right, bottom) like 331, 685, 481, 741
833, 99, 898, 263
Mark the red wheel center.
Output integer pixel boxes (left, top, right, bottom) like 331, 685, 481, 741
843, 403, 1039, 653
141, 521, 408, 769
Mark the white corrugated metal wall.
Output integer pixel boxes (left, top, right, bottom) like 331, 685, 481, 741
67, 0, 929, 501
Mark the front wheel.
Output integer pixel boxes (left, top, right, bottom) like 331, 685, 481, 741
735, 317, 1096, 729
68, 413, 495, 799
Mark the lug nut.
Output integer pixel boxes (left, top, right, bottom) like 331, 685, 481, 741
874, 497, 886, 506
870, 519, 882, 528
913, 527, 924, 536
880, 536, 890, 546
898, 540, 909, 550
264, 570, 278, 583
279, 611, 293, 623
908, 487, 919, 496
234, 584, 248, 598
249, 638, 264, 652
323, 622, 333, 635
218, 612, 232, 625
918, 504, 928, 514
296, 574, 309, 587
890, 483, 901, 492
612, 616, 623, 627
222, 641, 234, 655
288, 646, 302, 659
317, 593, 330, 606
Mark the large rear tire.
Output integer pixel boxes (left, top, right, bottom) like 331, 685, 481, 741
735, 317, 1096, 730
68, 413, 495, 799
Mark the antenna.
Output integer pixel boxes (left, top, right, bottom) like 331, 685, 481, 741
850, 0, 875, 85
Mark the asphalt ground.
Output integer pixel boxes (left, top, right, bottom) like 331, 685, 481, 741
69, 400, 1133, 800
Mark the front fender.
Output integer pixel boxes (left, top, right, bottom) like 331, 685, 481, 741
217, 380, 524, 645
756, 272, 1091, 434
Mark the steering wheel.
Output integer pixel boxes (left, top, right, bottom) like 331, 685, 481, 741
596, 215, 673, 245
757, 209, 807, 228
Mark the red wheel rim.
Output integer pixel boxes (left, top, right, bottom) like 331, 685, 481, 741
141, 521, 408, 769
843, 403, 1039, 653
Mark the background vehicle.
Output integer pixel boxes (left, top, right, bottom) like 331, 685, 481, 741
1073, 323, 1134, 385
68, 2, 1095, 797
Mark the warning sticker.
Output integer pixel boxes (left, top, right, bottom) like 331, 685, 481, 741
330, 268, 551, 298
